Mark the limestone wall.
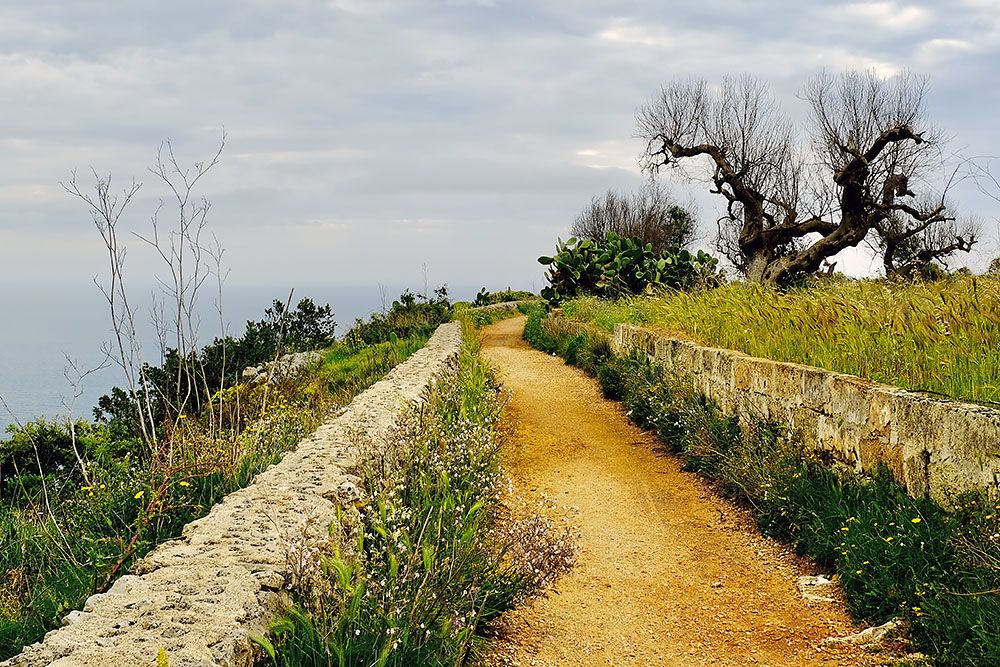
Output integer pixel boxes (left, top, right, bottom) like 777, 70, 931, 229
613, 324, 1000, 501
4, 322, 463, 667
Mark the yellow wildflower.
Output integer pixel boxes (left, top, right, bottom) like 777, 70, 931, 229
135, 490, 145, 500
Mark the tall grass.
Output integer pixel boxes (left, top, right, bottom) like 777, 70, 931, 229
563, 275, 1000, 404
0, 336, 426, 660
262, 322, 575, 667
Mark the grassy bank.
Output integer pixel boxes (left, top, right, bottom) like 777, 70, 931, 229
523, 305, 1000, 665
0, 334, 428, 660
260, 319, 575, 667
561, 275, 1000, 404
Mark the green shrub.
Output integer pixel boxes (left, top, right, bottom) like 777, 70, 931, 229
344, 287, 452, 347
473, 288, 535, 306
537, 233, 718, 305
94, 297, 339, 438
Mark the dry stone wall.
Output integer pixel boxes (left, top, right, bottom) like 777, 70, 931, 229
3, 322, 463, 667
613, 324, 1000, 501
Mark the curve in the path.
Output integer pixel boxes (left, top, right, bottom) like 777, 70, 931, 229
481, 316, 877, 667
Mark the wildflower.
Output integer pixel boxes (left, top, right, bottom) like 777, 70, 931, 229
179, 481, 190, 487
135, 490, 145, 500
911, 517, 921, 524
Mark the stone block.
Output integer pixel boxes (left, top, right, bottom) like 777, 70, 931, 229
748, 360, 775, 395
800, 366, 832, 412
772, 363, 804, 405
827, 375, 875, 427
732, 357, 754, 391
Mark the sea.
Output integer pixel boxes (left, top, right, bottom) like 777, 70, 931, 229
0, 281, 480, 434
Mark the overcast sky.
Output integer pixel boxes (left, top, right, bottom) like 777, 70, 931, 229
2, 0, 1000, 297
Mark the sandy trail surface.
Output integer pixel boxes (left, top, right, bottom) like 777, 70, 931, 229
479, 316, 878, 667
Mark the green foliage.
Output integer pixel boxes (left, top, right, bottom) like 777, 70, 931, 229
525, 317, 1000, 666
264, 298, 338, 353
267, 329, 575, 666
563, 275, 1000, 405
520, 303, 556, 354
344, 287, 452, 347
473, 288, 535, 307
94, 297, 338, 437
1, 419, 111, 491
538, 233, 718, 305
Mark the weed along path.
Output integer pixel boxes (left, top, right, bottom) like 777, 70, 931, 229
480, 316, 877, 667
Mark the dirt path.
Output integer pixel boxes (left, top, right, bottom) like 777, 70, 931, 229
480, 316, 879, 667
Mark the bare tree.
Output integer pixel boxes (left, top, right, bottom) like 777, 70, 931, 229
63, 134, 226, 456
137, 136, 226, 453
63, 171, 158, 448
570, 181, 696, 253
868, 205, 978, 278
637, 70, 975, 284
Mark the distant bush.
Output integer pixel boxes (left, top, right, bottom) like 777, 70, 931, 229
538, 233, 719, 305
94, 297, 338, 437
571, 183, 697, 254
0, 419, 130, 499
473, 287, 536, 306
344, 286, 452, 347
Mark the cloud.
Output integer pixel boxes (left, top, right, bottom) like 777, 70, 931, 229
835, 2, 932, 31
0, 0, 997, 296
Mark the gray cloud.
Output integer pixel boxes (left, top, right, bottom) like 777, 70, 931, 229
2, 0, 1000, 295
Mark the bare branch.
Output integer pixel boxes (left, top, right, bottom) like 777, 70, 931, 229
638, 69, 964, 284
